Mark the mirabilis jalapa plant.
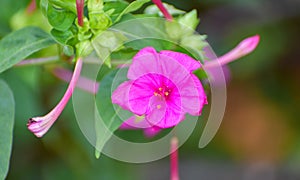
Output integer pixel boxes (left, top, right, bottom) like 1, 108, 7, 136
0, 0, 259, 179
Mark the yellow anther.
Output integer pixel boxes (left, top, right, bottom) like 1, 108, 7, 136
164, 92, 169, 96
154, 92, 158, 96
157, 105, 161, 109
158, 87, 163, 91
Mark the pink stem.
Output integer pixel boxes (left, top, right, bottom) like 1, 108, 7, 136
52, 67, 99, 94
26, 0, 36, 14
170, 136, 179, 180
76, 0, 84, 26
152, 0, 173, 21
27, 58, 83, 137
16, 56, 58, 66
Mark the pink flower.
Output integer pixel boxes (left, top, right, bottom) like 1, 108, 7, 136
27, 58, 83, 138
204, 35, 260, 68
112, 47, 207, 132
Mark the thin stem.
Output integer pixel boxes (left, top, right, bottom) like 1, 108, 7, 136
16, 56, 59, 67
26, 0, 36, 14
170, 136, 179, 180
152, 0, 173, 21
52, 67, 99, 94
76, 0, 85, 26
52, 58, 83, 116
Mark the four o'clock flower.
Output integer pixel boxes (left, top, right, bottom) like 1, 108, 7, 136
112, 47, 207, 131
115, 35, 260, 137
204, 35, 260, 68
27, 58, 83, 138
152, 0, 173, 21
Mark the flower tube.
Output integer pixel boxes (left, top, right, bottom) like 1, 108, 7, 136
27, 58, 83, 137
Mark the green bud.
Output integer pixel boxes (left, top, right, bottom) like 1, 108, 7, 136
76, 40, 94, 57
88, 0, 104, 13
178, 10, 199, 32
165, 21, 183, 41
89, 13, 112, 34
63, 45, 74, 56
181, 34, 207, 51
76, 18, 93, 41
93, 31, 126, 51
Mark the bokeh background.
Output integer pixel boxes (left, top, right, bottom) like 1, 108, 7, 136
1, 0, 300, 179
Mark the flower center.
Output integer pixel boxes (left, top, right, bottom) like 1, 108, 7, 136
154, 85, 172, 99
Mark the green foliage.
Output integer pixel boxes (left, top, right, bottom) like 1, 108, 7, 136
0, 80, 14, 180
51, 29, 74, 44
95, 69, 127, 157
48, 0, 77, 13
0, 27, 55, 73
144, 2, 185, 16
92, 31, 127, 67
114, 0, 150, 23
47, 4, 76, 31
0, 0, 30, 36
103, 0, 129, 22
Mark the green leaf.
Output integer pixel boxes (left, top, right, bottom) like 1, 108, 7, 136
0, 27, 56, 73
51, 28, 74, 44
92, 31, 126, 67
103, 1, 128, 14
95, 69, 128, 157
47, 4, 76, 31
144, 3, 185, 16
178, 9, 199, 31
76, 40, 94, 57
88, 0, 104, 13
114, 0, 150, 23
48, 0, 77, 13
0, 80, 14, 179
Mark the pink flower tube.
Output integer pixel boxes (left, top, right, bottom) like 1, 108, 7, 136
27, 58, 83, 138
204, 35, 260, 68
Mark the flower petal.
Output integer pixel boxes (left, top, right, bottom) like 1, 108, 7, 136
119, 115, 152, 129
128, 74, 159, 115
133, 46, 158, 62
128, 48, 159, 80
143, 126, 162, 138
119, 115, 162, 138
182, 74, 207, 115
146, 95, 184, 128
159, 50, 201, 72
112, 81, 133, 111
128, 48, 193, 86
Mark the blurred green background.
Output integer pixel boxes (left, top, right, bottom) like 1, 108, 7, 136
1, 0, 300, 179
